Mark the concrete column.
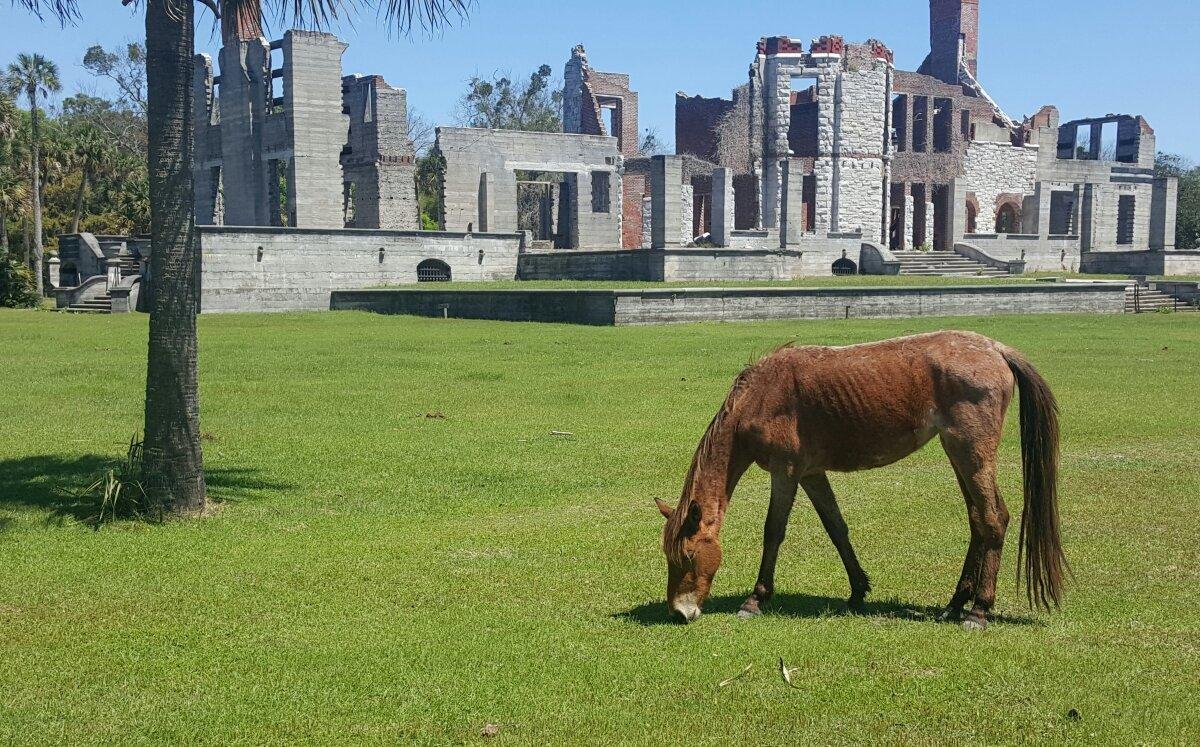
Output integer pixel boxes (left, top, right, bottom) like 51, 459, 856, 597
780, 159, 807, 247
651, 155, 683, 248
1034, 183, 1052, 239
106, 257, 122, 290
1151, 177, 1178, 251
477, 172, 493, 232
711, 168, 734, 247
949, 179, 967, 244
284, 31, 349, 228
218, 38, 271, 226
47, 256, 61, 289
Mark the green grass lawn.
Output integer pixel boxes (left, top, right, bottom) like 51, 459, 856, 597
1, 308, 1197, 744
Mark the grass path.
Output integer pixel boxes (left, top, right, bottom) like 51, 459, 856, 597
0, 309, 1197, 743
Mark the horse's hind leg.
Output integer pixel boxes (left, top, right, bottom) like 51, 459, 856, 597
738, 466, 798, 619
801, 473, 872, 611
939, 463, 983, 622
941, 435, 1010, 631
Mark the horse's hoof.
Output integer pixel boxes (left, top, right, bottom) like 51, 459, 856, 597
938, 607, 963, 623
737, 601, 762, 619
961, 613, 988, 632
847, 597, 866, 614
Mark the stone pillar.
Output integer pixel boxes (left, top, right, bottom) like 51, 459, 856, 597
949, 179, 968, 245
283, 31, 349, 228
780, 159, 807, 247
1034, 183, 1052, 239
47, 256, 61, 289
711, 168, 734, 247
651, 155, 683, 248
106, 257, 122, 290
477, 172, 494, 232
1151, 177, 1178, 251
218, 38, 271, 226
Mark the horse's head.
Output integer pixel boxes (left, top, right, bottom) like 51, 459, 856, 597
656, 498, 721, 623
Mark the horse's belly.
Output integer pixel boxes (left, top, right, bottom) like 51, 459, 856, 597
809, 418, 939, 473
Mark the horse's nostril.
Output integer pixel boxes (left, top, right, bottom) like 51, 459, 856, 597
670, 608, 691, 624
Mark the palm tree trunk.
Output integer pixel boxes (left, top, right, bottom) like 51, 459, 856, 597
28, 86, 44, 296
71, 161, 89, 234
142, 0, 206, 517
0, 205, 9, 255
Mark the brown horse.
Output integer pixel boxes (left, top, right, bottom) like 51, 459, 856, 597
655, 331, 1065, 630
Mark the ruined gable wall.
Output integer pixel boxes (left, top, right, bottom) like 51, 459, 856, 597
834, 66, 889, 236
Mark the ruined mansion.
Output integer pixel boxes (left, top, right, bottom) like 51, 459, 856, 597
53, 0, 1193, 313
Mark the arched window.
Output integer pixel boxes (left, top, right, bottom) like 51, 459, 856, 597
831, 257, 857, 276
417, 258, 452, 282
966, 200, 978, 234
995, 203, 1018, 234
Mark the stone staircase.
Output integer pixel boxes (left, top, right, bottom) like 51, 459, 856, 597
892, 250, 1010, 277
1125, 284, 1199, 314
117, 254, 140, 278
65, 293, 113, 314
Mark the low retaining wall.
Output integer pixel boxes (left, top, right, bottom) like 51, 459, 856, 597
961, 234, 1081, 273
332, 282, 1129, 326
517, 236, 862, 282
1081, 250, 1200, 276
517, 248, 807, 282
199, 226, 522, 313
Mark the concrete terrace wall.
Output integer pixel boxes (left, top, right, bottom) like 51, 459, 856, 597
961, 234, 1080, 273
199, 226, 521, 313
517, 248, 809, 282
1080, 250, 1200, 276
332, 283, 1129, 326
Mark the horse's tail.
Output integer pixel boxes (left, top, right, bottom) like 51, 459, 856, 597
1002, 347, 1067, 611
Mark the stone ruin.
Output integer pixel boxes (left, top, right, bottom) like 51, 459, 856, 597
51, 0, 1193, 314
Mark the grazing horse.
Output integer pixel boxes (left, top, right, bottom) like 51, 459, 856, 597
655, 331, 1065, 630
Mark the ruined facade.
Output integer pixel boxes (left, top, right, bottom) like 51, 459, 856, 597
193, 30, 417, 231
672, 0, 1180, 273
563, 46, 643, 248
436, 127, 623, 250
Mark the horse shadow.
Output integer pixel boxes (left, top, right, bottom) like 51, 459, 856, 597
614, 592, 1040, 627
0, 452, 292, 529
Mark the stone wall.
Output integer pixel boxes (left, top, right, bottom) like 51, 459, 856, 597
333, 282, 1129, 326
199, 226, 521, 313
1080, 250, 1200, 276
340, 74, 418, 230
963, 141, 1038, 229
516, 248, 809, 282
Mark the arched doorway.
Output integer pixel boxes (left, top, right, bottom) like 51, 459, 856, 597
995, 203, 1019, 234
417, 258, 452, 282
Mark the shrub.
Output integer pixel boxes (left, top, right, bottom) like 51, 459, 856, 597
0, 255, 41, 308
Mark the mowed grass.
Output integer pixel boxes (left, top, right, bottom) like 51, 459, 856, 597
0, 308, 1197, 744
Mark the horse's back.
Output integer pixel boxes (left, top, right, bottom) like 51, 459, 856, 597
745, 331, 1014, 473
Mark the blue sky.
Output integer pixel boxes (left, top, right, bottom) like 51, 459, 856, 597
3, 0, 1198, 160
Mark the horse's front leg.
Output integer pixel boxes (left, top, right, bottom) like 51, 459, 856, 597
739, 466, 798, 619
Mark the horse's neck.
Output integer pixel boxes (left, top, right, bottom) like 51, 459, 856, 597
688, 420, 753, 530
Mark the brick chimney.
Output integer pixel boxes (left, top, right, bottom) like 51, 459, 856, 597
929, 0, 979, 84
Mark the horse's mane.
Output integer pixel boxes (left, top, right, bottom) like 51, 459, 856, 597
664, 344, 792, 564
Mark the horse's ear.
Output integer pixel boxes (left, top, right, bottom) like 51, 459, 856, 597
655, 499, 673, 519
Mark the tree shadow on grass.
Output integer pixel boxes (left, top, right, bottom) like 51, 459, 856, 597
0, 453, 293, 529
615, 592, 1040, 627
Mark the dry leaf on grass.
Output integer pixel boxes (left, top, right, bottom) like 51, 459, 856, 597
718, 664, 753, 687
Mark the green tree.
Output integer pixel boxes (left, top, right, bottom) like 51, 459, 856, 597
16, 0, 472, 518
4, 52, 61, 295
456, 65, 562, 132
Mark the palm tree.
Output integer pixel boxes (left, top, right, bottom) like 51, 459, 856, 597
66, 126, 116, 233
16, 0, 471, 518
4, 53, 60, 295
